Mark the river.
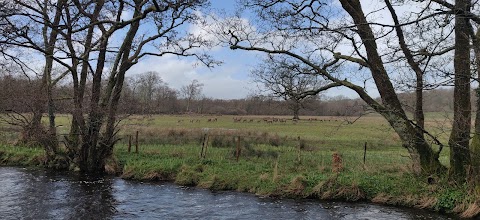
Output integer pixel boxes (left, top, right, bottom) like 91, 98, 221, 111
0, 167, 453, 219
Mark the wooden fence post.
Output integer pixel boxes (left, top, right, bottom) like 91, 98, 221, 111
236, 136, 241, 162
200, 134, 206, 158
201, 133, 210, 159
363, 142, 367, 166
296, 136, 301, 163
204, 134, 209, 158
135, 131, 139, 153
128, 135, 132, 153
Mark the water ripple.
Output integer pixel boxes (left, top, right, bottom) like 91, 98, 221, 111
0, 167, 452, 220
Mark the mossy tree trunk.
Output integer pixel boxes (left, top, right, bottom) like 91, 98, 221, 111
448, 0, 472, 182
69, 3, 141, 173
339, 0, 445, 174
470, 27, 480, 184
18, 0, 65, 163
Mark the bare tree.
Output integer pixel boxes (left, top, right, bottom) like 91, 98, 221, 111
214, 0, 449, 174
181, 79, 204, 113
1, 0, 216, 173
252, 55, 339, 119
133, 71, 163, 114
471, 22, 480, 183
0, 0, 71, 162
447, 0, 472, 181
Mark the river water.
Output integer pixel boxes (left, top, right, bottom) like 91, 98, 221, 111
0, 167, 453, 220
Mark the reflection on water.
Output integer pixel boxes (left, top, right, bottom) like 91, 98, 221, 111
0, 167, 452, 220
0, 168, 116, 219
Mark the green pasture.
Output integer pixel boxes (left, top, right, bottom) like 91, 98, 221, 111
114, 114, 452, 165
1, 113, 454, 167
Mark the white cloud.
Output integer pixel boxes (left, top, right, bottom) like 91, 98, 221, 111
126, 55, 256, 99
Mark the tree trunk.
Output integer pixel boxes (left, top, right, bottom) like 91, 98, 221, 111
67, 0, 101, 159
186, 98, 191, 113
36, 0, 66, 164
63, 0, 107, 173
472, 85, 480, 183
448, 0, 472, 182
414, 78, 425, 131
75, 3, 140, 173
20, 97, 43, 144
43, 59, 59, 160
383, 112, 443, 173
71, 28, 109, 173
385, 0, 425, 131
339, 0, 444, 174
292, 101, 300, 120
293, 110, 299, 120
470, 25, 480, 183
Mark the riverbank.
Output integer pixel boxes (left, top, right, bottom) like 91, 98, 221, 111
0, 166, 450, 219
0, 143, 477, 218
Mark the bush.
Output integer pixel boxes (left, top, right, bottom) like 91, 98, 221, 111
436, 189, 465, 211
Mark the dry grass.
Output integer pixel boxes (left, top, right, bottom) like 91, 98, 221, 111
415, 197, 438, 209
104, 157, 120, 175
372, 193, 392, 203
335, 182, 365, 201
312, 175, 338, 199
459, 203, 480, 218
143, 171, 172, 181
285, 175, 307, 196
272, 158, 279, 182
259, 173, 269, 181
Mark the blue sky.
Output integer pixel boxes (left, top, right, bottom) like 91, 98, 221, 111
127, 1, 263, 99
127, 0, 361, 100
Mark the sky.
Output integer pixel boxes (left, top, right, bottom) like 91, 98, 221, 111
3, 1, 441, 101
125, 1, 362, 100
126, 0, 441, 101
126, 1, 260, 100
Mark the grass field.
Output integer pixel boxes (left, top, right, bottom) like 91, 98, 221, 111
2, 113, 478, 217
0, 113, 454, 172
111, 113, 453, 166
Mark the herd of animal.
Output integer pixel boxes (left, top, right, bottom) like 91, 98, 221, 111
233, 117, 288, 123
176, 117, 339, 124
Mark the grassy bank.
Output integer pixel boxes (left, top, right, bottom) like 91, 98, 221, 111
0, 141, 477, 218
0, 144, 45, 166
115, 142, 479, 218
0, 114, 477, 218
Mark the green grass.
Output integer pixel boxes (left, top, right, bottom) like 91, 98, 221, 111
1, 113, 477, 217
0, 144, 45, 166
112, 142, 470, 213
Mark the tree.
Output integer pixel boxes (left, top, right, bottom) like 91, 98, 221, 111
124, 71, 179, 114
471, 17, 480, 184
426, 0, 478, 181
155, 82, 179, 114
0, 0, 70, 162
252, 55, 338, 120
181, 79, 204, 113
447, 0, 472, 181
1, 0, 215, 173
215, 0, 447, 174
133, 71, 163, 114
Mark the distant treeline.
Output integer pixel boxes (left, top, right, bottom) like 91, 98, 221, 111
0, 74, 461, 117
